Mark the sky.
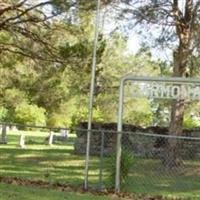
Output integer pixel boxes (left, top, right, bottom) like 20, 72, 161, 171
103, 15, 172, 62
101, 1, 174, 62
127, 35, 140, 55
123, 0, 189, 62
36, 0, 179, 62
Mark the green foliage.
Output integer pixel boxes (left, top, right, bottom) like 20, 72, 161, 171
3, 88, 28, 110
0, 2, 165, 128
96, 35, 160, 123
14, 103, 46, 126
51, 0, 72, 14
2, 88, 29, 121
52, 0, 100, 15
59, 40, 92, 59
124, 99, 153, 127
108, 150, 134, 187
183, 117, 200, 129
0, 106, 8, 121
47, 96, 104, 128
96, 93, 118, 122
183, 115, 200, 128
151, 100, 170, 126
189, 54, 200, 77
71, 106, 103, 127
183, 103, 200, 128
47, 113, 71, 128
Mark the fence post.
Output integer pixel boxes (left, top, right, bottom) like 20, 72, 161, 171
99, 131, 105, 191
115, 131, 122, 192
115, 78, 125, 193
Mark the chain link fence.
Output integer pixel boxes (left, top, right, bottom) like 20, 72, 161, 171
74, 123, 200, 199
0, 122, 200, 199
119, 131, 200, 198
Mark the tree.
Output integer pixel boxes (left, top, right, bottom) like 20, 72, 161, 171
15, 102, 46, 126
0, 0, 71, 63
96, 34, 161, 123
0, 1, 109, 129
104, 0, 200, 168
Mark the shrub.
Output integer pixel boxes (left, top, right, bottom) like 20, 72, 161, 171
47, 113, 72, 128
124, 98, 153, 127
14, 103, 46, 126
108, 150, 134, 187
71, 106, 103, 127
183, 116, 200, 128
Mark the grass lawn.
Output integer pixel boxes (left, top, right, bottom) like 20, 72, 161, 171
0, 183, 121, 200
123, 158, 200, 199
0, 130, 200, 199
0, 130, 101, 186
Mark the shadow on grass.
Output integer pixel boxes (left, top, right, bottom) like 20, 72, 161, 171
0, 144, 102, 187
2, 133, 200, 199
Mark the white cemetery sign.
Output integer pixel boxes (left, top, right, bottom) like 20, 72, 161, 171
130, 81, 200, 100
115, 75, 200, 193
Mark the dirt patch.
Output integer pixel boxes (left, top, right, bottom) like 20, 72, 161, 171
0, 176, 184, 200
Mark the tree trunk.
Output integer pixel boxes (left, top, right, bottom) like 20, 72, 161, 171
163, 99, 185, 168
163, 0, 193, 169
163, 44, 190, 168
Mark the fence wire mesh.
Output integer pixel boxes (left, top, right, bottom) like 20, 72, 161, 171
81, 128, 200, 199
0, 122, 200, 199
119, 131, 200, 197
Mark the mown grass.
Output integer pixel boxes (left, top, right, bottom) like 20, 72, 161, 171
123, 158, 200, 199
0, 130, 100, 186
0, 130, 200, 199
101, 156, 200, 199
0, 183, 121, 200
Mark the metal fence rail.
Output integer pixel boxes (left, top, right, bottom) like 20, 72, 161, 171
74, 127, 200, 199
0, 122, 200, 199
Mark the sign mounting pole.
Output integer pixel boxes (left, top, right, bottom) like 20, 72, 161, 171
84, 0, 101, 190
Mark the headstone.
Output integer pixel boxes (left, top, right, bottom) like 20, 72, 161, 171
48, 131, 54, 145
19, 134, 25, 148
61, 129, 69, 140
11, 126, 18, 131
0, 125, 7, 144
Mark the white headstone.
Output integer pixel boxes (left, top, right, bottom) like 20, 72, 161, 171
48, 131, 54, 145
61, 129, 69, 138
19, 134, 25, 148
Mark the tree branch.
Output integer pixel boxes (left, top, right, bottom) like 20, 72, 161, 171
0, 0, 28, 16
0, 1, 53, 29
